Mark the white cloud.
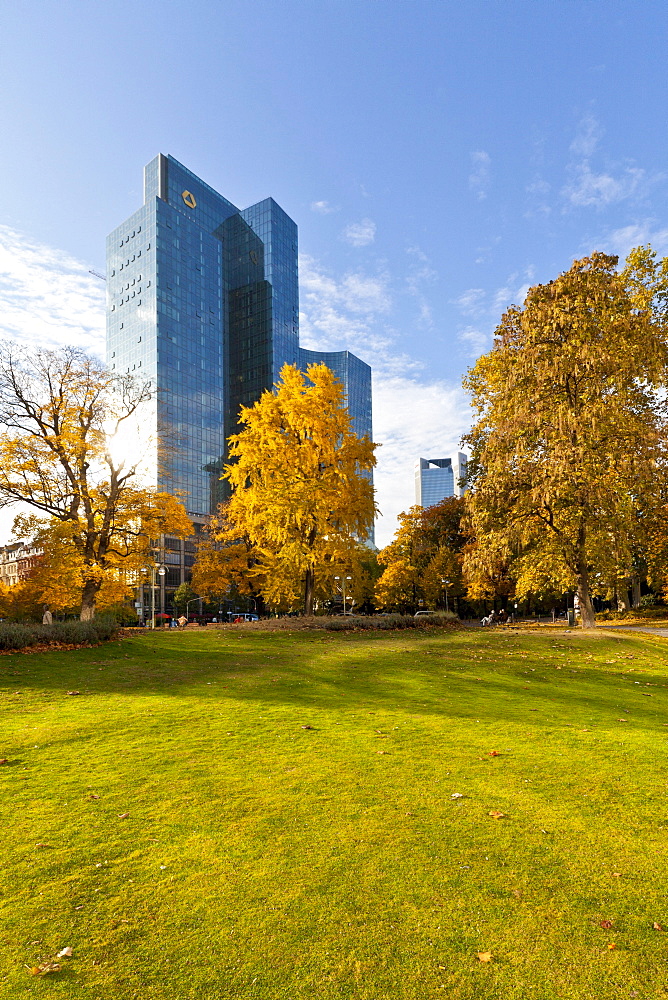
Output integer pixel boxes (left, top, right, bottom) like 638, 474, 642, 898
458, 327, 491, 357
0, 227, 117, 544
469, 151, 491, 201
310, 200, 337, 214
342, 218, 376, 247
562, 115, 662, 209
598, 221, 668, 260
0, 225, 105, 356
372, 375, 471, 545
453, 287, 486, 318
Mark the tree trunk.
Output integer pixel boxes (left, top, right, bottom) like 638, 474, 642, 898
617, 584, 631, 612
631, 574, 641, 609
304, 567, 315, 616
80, 578, 101, 621
576, 534, 596, 628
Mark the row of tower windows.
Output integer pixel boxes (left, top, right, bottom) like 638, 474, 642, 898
118, 225, 142, 247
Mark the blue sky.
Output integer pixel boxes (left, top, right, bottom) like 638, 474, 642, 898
1, 0, 667, 544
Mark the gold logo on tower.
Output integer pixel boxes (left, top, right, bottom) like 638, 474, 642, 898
182, 190, 197, 209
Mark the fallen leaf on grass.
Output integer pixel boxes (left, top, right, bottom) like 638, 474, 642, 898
488, 750, 501, 757
27, 962, 61, 975
488, 810, 506, 820
301, 725, 314, 730
376, 750, 389, 755
66, 691, 81, 696
477, 952, 493, 962
35, 843, 49, 849
56, 947, 73, 958
87, 794, 100, 800
117, 812, 130, 819
451, 793, 464, 799
653, 922, 664, 931
617, 719, 628, 723
611, 872, 622, 877
600, 919, 614, 929
607, 942, 617, 950
0, 758, 8, 765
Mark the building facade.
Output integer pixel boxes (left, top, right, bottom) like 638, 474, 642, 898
415, 453, 467, 508
107, 155, 373, 604
0, 540, 43, 588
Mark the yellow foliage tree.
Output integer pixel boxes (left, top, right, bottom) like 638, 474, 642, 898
223, 363, 377, 614
0, 344, 192, 619
463, 249, 668, 628
375, 499, 466, 611
191, 504, 268, 611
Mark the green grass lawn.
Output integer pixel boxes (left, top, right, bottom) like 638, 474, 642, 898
1, 625, 668, 999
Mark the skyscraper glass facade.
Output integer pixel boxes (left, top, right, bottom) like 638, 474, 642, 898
298, 348, 372, 442
415, 454, 467, 508
106, 155, 373, 543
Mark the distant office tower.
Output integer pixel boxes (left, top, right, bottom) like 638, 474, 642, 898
106, 154, 373, 593
298, 348, 372, 443
415, 453, 467, 508
298, 348, 373, 543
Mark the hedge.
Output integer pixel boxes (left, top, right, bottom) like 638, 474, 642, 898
312, 613, 459, 631
0, 618, 119, 651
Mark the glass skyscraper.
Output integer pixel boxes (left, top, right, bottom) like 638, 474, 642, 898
106, 154, 373, 590
415, 454, 468, 508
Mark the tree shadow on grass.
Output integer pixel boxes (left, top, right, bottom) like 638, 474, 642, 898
0, 630, 666, 737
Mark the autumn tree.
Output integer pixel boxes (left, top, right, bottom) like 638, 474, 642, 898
223, 363, 377, 615
0, 344, 192, 619
463, 249, 668, 628
375, 498, 466, 611
192, 504, 268, 613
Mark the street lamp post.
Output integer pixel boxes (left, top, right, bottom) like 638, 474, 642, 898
441, 578, 450, 613
334, 575, 353, 614
186, 597, 201, 622
150, 564, 166, 629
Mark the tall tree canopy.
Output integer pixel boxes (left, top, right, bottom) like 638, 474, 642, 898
223, 363, 377, 614
463, 249, 668, 627
0, 343, 191, 619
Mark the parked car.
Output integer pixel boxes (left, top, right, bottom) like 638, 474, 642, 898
414, 610, 436, 617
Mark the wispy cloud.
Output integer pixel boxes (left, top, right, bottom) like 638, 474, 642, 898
469, 151, 491, 201
299, 255, 399, 372
405, 246, 436, 328
310, 200, 337, 214
597, 220, 668, 260
342, 218, 376, 247
458, 327, 492, 356
453, 273, 532, 358
299, 255, 470, 544
453, 287, 486, 318
562, 114, 662, 209
0, 225, 105, 356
